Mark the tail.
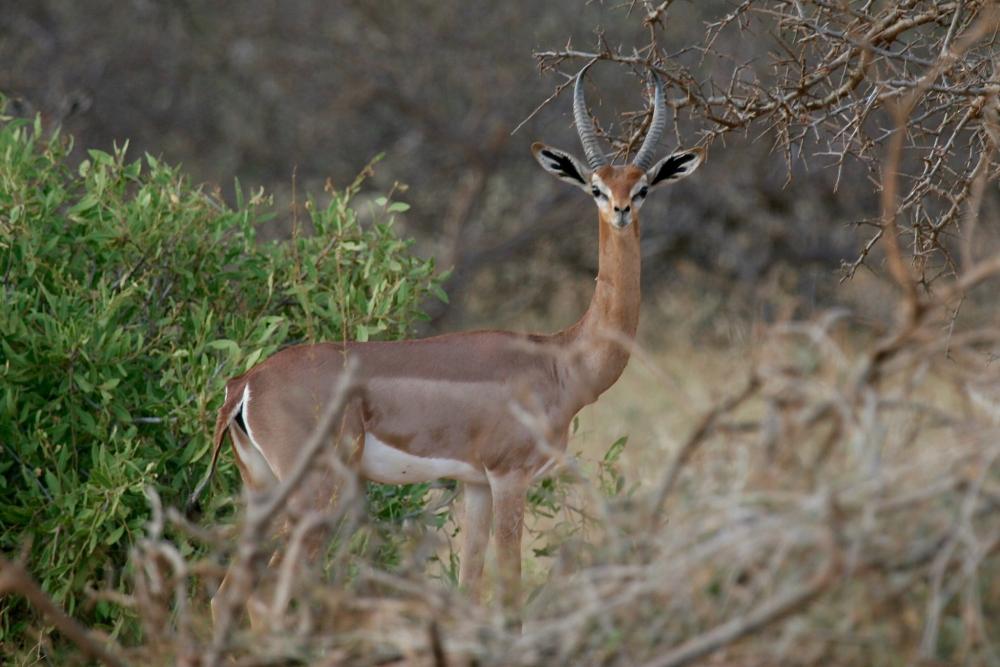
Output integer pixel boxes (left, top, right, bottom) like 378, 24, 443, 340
186, 375, 250, 517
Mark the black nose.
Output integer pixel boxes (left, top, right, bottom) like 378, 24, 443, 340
614, 205, 630, 213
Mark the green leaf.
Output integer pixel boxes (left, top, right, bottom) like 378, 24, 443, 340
243, 347, 264, 371
104, 525, 125, 546
75, 374, 94, 393
44, 470, 61, 496
207, 339, 241, 356
604, 436, 628, 463
68, 194, 100, 217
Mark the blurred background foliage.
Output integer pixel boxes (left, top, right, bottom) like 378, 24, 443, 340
0, 0, 865, 336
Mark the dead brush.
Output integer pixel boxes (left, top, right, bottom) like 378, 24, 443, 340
5, 301, 999, 666
4, 2, 1000, 665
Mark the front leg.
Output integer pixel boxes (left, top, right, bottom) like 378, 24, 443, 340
487, 470, 529, 616
458, 482, 492, 601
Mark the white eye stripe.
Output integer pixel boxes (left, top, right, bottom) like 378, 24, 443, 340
630, 182, 649, 198
590, 184, 610, 199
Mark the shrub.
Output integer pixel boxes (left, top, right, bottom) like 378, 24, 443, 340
0, 112, 444, 645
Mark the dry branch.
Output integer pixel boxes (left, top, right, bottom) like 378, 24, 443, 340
0, 557, 130, 667
532, 1, 1000, 289
640, 534, 840, 667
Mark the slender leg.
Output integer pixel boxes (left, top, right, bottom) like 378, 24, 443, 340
246, 476, 344, 630
214, 424, 279, 630
487, 470, 529, 619
247, 481, 342, 631
459, 482, 493, 601
223, 412, 363, 631
247, 550, 283, 630
250, 427, 364, 629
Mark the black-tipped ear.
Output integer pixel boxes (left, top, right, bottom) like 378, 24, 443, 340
532, 142, 590, 190
647, 148, 704, 187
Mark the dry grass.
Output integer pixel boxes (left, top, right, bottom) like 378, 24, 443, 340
4, 3, 1000, 665
4, 279, 1000, 665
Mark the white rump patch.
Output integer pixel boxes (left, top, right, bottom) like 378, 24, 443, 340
232, 425, 277, 488
360, 434, 487, 485
238, 384, 278, 481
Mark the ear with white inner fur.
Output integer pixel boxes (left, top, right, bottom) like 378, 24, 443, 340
531, 142, 591, 190
647, 148, 704, 188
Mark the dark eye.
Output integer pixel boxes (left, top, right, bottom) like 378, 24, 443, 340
591, 187, 604, 199
634, 186, 648, 200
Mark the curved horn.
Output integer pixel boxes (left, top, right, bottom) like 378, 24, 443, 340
632, 70, 667, 171
573, 66, 606, 169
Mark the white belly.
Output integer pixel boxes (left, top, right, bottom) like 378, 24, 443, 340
360, 433, 487, 485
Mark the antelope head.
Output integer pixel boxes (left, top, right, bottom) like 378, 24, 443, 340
532, 66, 703, 230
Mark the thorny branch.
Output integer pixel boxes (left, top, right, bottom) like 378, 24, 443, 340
531, 1, 1000, 290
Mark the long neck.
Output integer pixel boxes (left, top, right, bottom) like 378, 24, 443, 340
562, 218, 641, 403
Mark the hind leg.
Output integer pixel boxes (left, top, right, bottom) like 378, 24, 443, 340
459, 482, 493, 601
248, 407, 366, 627
211, 423, 280, 628
487, 469, 529, 617
251, 472, 346, 627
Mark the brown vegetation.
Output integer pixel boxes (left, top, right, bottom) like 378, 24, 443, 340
3, 1, 1000, 665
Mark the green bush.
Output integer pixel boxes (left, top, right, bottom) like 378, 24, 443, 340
0, 113, 444, 644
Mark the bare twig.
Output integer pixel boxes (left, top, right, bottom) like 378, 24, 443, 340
0, 557, 130, 667
640, 532, 840, 667
650, 374, 761, 522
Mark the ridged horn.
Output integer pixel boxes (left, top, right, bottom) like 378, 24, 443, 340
573, 65, 606, 169
632, 70, 666, 171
